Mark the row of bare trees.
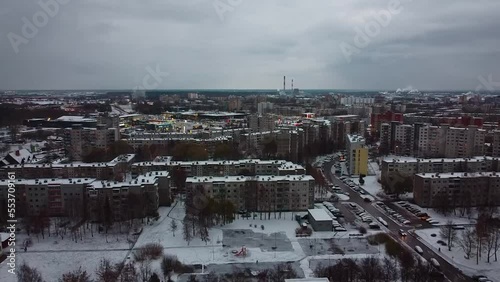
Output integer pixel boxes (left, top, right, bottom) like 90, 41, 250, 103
314, 256, 438, 282
17, 250, 194, 282
449, 215, 500, 264
190, 263, 298, 282
183, 185, 236, 245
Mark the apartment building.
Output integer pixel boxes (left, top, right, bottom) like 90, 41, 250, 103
346, 134, 368, 175
417, 125, 485, 158
394, 124, 413, 155
0, 154, 135, 181
87, 171, 169, 221
64, 125, 120, 161
0, 178, 94, 217
131, 158, 306, 178
0, 171, 170, 220
413, 172, 500, 207
381, 156, 500, 181
248, 114, 276, 132
126, 136, 230, 156
185, 174, 315, 212
257, 102, 274, 115
492, 130, 500, 157
379, 123, 391, 155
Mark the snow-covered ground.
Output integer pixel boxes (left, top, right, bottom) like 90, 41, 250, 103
397, 201, 478, 226
416, 228, 500, 282
0, 250, 128, 282
0, 200, 393, 281
351, 175, 384, 199
336, 193, 350, 201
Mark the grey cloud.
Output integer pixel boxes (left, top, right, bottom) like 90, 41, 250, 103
0, 0, 499, 90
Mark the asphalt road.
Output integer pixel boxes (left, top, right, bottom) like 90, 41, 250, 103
322, 161, 473, 282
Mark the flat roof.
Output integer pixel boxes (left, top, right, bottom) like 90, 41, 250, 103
383, 156, 496, 164
347, 134, 365, 143
187, 174, 313, 183
416, 171, 500, 179
308, 208, 332, 222
285, 279, 330, 282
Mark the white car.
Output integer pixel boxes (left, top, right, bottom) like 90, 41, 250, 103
415, 246, 423, 254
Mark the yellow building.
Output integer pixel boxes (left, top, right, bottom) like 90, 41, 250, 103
353, 147, 368, 175
346, 134, 368, 175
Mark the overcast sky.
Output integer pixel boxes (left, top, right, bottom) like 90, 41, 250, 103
1, 0, 499, 91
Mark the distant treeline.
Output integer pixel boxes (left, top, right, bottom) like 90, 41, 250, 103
0, 104, 66, 126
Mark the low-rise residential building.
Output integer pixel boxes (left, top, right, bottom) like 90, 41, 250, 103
132, 158, 305, 178
185, 174, 315, 212
381, 156, 500, 181
0, 170, 170, 219
413, 172, 500, 207
87, 171, 170, 221
0, 154, 135, 181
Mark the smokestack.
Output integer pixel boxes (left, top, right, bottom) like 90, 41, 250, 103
292, 79, 294, 91
283, 76, 286, 91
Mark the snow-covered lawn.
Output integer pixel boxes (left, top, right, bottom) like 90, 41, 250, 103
416, 228, 500, 282
351, 175, 384, 199
397, 201, 477, 226
0, 250, 128, 282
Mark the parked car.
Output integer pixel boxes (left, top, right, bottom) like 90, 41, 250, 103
430, 258, 440, 269
415, 246, 423, 254
399, 229, 407, 236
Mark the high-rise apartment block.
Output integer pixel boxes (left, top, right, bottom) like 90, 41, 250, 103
346, 134, 368, 175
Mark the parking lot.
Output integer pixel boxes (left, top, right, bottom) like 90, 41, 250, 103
373, 201, 412, 226
341, 202, 383, 231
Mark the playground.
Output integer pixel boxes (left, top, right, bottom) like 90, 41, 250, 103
222, 229, 294, 252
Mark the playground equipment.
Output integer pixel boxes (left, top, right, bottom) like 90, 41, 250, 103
234, 246, 248, 257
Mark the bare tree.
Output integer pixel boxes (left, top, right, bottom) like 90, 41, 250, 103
183, 216, 193, 245
170, 220, 178, 237
439, 220, 457, 251
457, 227, 476, 259
17, 263, 45, 282
96, 258, 119, 282
59, 267, 92, 282
358, 256, 383, 282
139, 261, 152, 282
381, 257, 399, 282
120, 263, 138, 282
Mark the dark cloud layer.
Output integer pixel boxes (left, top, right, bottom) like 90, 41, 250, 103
1, 0, 499, 90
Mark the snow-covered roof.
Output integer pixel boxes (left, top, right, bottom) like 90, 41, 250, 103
308, 209, 332, 222
4, 148, 33, 164
383, 156, 496, 164
0, 178, 95, 186
416, 171, 500, 179
55, 116, 96, 122
186, 174, 313, 183
285, 279, 330, 282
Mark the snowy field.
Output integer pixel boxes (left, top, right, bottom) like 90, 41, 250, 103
416, 228, 500, 282
0, 250, 128, 282
0, 200, 392, 281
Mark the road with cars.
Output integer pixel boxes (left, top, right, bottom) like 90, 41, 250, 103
322, 160, 474, 282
